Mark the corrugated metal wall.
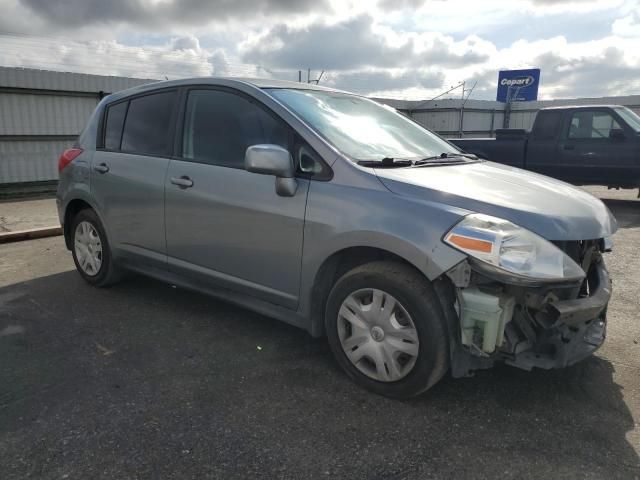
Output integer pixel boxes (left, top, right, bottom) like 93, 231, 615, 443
0, 67, 155, 184
0, 66, 156, 94
0, 94, 98, 135
0, 139, 71, 184
1, 66, 640, 184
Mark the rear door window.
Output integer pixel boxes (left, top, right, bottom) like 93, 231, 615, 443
531, 111, 562, 140
181, 89, 290, 168
121, 91, 177, 156
104, 101, 128, 150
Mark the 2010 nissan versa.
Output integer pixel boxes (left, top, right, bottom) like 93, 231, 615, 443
57, 78, 616, 398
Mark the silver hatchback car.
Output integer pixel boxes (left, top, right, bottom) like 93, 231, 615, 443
57, 78, 616, 398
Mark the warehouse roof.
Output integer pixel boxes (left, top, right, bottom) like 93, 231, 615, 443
0, 66, 155, 94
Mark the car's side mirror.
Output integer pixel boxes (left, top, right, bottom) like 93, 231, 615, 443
609, 128, 625, 141
245, 144, 297, 197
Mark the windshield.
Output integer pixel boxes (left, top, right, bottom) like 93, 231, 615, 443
615, 107, 640, 132
267, 88, 460, 161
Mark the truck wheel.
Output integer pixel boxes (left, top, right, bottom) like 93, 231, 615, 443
71, 209, 122, 287
325, 261, 449, 398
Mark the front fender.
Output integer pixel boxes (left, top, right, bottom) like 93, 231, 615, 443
297, 178, 469, 326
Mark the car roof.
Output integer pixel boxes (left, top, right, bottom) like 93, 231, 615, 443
541, 105, 624, 111
225, 77, 337, 90
105, 76, 345, 102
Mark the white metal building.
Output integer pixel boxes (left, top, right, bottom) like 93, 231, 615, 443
379, 95, 640, 138
0, 67, 154, 186
1, 66, 639, 186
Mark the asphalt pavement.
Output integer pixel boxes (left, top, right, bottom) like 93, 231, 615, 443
0, 187, 638, 479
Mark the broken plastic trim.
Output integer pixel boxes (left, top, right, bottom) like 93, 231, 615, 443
537, 257, 611, 327
441, 254, 611, 378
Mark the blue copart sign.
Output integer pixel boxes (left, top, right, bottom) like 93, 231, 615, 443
496, 69, 540, 102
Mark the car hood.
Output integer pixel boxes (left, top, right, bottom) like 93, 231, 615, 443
374, 161, 617, 241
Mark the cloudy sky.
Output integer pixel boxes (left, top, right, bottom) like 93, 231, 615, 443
0, 0, 639, 100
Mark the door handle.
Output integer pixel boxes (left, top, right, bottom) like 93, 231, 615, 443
170, 176, 194, 188
93, 163, 109, 173
563, 144, 575, 150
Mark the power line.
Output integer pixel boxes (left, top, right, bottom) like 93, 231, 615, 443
0, 30, 460, 98
0, 31, 302, 81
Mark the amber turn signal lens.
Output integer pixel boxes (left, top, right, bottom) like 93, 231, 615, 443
447, 234, 493, 253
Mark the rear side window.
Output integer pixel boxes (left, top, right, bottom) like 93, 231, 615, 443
531, 111, 562, 140
182, 89, 290, 168
121, 91, 177, 156
104, 101, 128, 150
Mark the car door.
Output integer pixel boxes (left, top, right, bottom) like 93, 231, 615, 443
164, 88, 310, 310
91, 90, 178, 269
555, 108, 629, 186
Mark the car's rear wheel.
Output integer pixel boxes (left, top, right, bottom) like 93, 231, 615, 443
325, 261, 449, 398
71, 209, 121, 287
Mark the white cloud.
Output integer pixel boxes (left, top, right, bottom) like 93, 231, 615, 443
485, 35, 640, 98
612, 12, 640, 37
0, 35, 213, 79
0, 0, 638, 100
172, 35, 201, 51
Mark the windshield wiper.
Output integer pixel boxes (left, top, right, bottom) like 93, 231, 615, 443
357, 157, 414, 168
413, 152, 478, 166
357, 153, 479, 168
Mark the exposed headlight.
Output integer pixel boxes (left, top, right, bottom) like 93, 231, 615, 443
444, 214, 585, 283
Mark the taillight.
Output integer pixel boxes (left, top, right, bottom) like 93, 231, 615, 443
58, 148, 83, 172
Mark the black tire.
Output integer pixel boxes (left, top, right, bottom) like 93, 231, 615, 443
325, 261, 449, 398
70, 208, 122, 287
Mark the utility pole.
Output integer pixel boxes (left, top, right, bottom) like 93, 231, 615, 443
301, 69, 325, 85
459, 80, 477, 138
503, 84, 522, 128
459, 80, 466, 137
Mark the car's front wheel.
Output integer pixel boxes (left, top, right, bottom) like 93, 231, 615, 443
71, 209, 121, 287
325, 261, 449, 398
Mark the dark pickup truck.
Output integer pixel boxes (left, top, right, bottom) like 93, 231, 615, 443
451, 105, 640, 190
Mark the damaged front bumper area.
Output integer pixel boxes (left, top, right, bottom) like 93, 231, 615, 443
441, 247, 612, 378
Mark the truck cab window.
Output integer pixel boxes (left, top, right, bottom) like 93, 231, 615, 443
568, 111, 621, 139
